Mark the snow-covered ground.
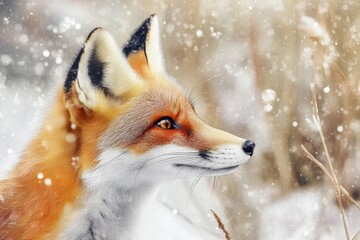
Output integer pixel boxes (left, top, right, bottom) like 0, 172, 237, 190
259, 189, 360, 240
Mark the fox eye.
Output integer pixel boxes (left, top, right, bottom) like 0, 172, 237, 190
155, 117, 177, 130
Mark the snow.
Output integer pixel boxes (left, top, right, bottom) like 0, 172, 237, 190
261, 89, 277, 103
337, 125, 344, 133
323, 86, 330, 93
37, 172, 44, 180
65, 133, 77, 143
196, 29, 204, 38
44, 178, 52, 186
1, 0, 360, 239
42, 50, 50, 58
259, 188, 360, 240
264, 104, 273, 113
1, 55, 13, 66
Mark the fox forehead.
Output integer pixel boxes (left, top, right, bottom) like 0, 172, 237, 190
99, 80, 193, 150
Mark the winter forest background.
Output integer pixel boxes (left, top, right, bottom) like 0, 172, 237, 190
1, 0, 360, 239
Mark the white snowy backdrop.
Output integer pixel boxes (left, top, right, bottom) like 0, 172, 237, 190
1, 0, 360, 239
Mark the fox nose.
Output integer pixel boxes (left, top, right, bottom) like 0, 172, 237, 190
242, 140, 255, 156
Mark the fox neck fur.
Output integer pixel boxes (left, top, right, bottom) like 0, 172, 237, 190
61, 180, 152, 240
0, 91, 81, 239
0, 91, 153, 239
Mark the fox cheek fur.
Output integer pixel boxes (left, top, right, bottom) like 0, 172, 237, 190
0, 14, 255, 239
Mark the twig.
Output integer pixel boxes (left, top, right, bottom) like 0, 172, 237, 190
211, 209, 231, 240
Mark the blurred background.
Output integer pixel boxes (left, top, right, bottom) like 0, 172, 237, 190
1, 0, 360, 239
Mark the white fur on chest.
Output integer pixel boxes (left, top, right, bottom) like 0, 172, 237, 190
61, 184, 150, 240
61, 145, 191, 240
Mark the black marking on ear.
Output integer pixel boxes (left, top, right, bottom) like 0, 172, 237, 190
64, 48, 83, 94
64, 27, 102, 94
87, 47, 114, 97
88, 48, 104, 89
123, 14, 155, 57
86, 27, 103, 43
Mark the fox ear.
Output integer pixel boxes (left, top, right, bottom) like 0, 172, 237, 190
123, 14, 164, 77
65, 28, 140, 109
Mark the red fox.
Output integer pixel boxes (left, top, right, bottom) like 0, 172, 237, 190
0, 14, 255, 239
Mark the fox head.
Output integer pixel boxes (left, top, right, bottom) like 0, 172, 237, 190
64, 14, 255, 187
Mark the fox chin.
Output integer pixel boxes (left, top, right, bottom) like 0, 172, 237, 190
0, 14, 255, 239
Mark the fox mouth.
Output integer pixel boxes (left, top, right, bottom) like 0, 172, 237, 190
174, 163, 239, 172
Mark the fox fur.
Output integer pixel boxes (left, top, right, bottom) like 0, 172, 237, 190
0, 14, 255, 239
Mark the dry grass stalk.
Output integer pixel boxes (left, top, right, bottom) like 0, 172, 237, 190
301, 146, 360, 209
302, 86, 351, 240
352, 231, 360, 240
210, 209, 231, 240
301, 15, 355, 174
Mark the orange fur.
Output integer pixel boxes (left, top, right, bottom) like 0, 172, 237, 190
127, 50, 150, 78
0, 85, 123, 238
0, 91, 81, 239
